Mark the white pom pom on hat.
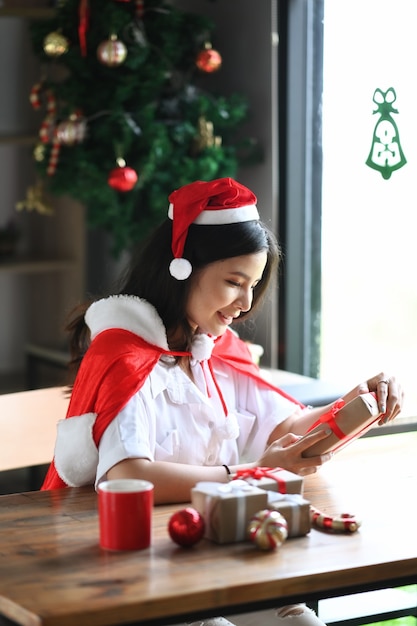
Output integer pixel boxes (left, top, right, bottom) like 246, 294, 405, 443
168, 177, 260, 280
169, 258, 193, 280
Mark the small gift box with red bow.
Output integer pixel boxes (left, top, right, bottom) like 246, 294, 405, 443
191, 480, 268, 544
231, 467, 304, 496
267, 492, 311, 537
302, 392, 382, 458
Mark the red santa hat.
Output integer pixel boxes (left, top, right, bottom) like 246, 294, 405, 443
168, 177, 260, 280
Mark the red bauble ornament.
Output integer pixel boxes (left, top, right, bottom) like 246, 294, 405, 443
168, 507, 205, 547
196, 43, 222, 73
108, 159, 138, 192
97, 34, 127, 67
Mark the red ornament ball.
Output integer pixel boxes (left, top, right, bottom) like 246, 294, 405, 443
168, 507, 205, 547
108, 165, 138, 192
196, 46, 222, 73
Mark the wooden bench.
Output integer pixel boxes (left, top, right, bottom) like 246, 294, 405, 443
0, 386, 69, 491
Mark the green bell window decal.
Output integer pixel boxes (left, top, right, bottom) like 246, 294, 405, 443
366, 87, 406, 179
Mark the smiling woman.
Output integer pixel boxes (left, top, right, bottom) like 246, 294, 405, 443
39, 176, 404, 626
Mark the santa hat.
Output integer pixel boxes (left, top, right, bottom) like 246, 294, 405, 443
168, 177, 260, 280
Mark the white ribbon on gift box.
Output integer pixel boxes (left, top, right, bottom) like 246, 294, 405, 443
267, 492, 305, 535
196, 480, 258, 542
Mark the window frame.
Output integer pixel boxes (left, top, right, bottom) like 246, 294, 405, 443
278, 0, 324, 378
278, 0, 416, 432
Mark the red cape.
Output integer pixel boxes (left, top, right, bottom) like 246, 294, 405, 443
42, 329, 304, 490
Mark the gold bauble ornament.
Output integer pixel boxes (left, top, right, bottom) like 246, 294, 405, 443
97, 34, 127, 67
33, 142, 46, 163
43, 31, 69, 57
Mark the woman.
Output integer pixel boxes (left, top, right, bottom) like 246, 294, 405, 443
42, 177, 403, 626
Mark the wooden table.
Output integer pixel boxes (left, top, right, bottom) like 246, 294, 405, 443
0, 432, 416, 626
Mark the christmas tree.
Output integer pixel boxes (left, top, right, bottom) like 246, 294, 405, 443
28, 0, 259, 255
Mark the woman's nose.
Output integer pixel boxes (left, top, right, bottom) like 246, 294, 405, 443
236, 288, 252, 313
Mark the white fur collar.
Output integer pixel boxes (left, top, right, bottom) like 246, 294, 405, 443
85, 295, 169, 349
84, 294, 216, 361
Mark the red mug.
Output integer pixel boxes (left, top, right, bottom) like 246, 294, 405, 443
98, 479, 154, 551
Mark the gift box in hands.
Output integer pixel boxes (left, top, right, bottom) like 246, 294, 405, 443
302, 392, 382, 458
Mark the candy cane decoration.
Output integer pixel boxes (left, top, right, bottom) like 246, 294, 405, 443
29, 82, 43, 110
47, 128, 61, 176
30, 83, 57, 144
29, 82, 60, 175
39, 92, 57, 145
310, 505, 361, 533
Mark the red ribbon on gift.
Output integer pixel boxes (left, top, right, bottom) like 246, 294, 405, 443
233, 467, 287, 493
306, 393, 379, 452
307, 398, 346, 439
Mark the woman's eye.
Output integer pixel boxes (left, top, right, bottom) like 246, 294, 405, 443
227, 280, 241, 287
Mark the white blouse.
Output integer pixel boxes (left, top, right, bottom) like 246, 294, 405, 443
97, 356, 301, 487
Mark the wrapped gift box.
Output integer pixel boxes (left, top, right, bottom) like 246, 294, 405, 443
302, 392, 381, 458
191, 480, 268, 544
267, 492, 311, 537
231, 467, 304, 495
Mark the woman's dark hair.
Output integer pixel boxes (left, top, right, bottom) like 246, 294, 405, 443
66, 217, 281, 375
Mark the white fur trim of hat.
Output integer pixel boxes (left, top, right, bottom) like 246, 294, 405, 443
168, 177, 260, 280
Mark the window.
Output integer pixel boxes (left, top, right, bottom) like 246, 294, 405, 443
321, 0, 417, 421
280, 0, 416, 424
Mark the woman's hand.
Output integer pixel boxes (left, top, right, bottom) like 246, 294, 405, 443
257, 428, 333, 476
342, 372, 404, 424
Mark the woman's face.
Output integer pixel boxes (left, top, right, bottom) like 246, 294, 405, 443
185, 251, 267, 336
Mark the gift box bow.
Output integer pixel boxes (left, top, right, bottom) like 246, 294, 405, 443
233, 466, 289, 493
267, 492, 306, 506
306, 392, 380, 449
198, 479, 259, 495
307, 398, 346, 438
